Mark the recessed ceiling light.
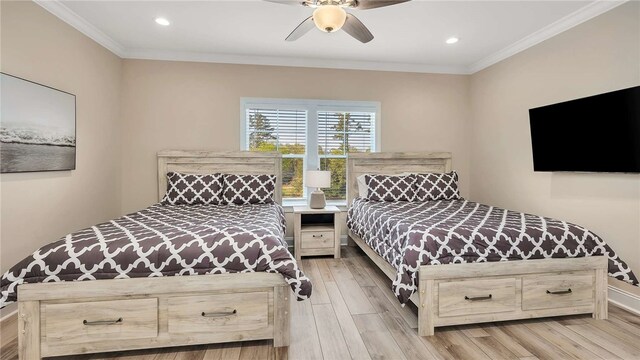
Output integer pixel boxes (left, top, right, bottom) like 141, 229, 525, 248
155, 17, 170, 26
446, 37, 459, 45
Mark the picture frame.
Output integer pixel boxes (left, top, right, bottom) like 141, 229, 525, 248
0, 72, 76, 173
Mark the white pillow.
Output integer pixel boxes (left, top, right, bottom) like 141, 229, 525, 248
357, 174, 368, 198
357, 172, 413, 198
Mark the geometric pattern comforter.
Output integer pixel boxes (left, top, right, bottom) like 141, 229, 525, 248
1, 203, 312, 308
347, 198, 638, 304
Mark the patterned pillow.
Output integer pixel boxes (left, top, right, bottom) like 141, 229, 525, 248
162, 172, 224, 205
414, 171, 461, 201
365, 174, 416, 202
223, 174, 276, 205
357, 172, 413, 198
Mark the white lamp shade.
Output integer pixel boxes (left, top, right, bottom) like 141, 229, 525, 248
313, 5, 347, 33
306, 170, 331, 188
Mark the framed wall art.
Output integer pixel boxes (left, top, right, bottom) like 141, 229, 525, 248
1, 73, 76, 173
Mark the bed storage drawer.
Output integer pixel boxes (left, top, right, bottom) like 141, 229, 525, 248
522, 272, 594, 310
43, 298, 158, 346
168, 292, 270, 334
438, 278, 517, 317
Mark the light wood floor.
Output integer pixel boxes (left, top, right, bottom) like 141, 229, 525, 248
2, 245, 640, 360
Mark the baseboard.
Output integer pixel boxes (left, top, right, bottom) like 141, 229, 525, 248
0, 302, 18, 324
0, 309, 18, 348
608, 285, 640, 315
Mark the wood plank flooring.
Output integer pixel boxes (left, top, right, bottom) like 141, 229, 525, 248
2, 245, 640, 360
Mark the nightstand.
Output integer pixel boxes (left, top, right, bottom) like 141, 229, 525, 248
293, 205, 341, 261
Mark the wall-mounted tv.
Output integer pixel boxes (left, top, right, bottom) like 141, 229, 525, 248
529, 86, 639, 173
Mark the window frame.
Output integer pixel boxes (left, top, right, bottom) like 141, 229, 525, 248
240, 98, 381, 205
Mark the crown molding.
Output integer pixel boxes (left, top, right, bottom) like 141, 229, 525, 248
125, 48, 470, 75
35, 0, 626, 75
34, 0, 126, 57
467, 0, 628, 74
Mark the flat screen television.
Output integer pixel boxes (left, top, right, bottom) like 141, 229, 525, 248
529, 86, 640, 173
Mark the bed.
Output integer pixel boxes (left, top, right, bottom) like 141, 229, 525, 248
3, 150, 311, 359
346, 152, 638, 336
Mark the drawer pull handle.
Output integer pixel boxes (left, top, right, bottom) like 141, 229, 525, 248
464, 294, 492, 301
547, 288, 572, 295
312, 234, 324, 238
201, 309, 237, 318
83, 317, 123, 326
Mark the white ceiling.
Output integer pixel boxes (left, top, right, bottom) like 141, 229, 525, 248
38, 0, 625, 74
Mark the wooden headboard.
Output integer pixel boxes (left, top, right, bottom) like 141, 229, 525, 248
157, 150, 283, 204
347, 152, 452, 204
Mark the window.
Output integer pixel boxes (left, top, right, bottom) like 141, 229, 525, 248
245, 108, 306, 198
318, 111, 376, 200
241, 98, 380, 203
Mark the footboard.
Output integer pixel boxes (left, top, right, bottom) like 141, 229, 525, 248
17, 273, 290, 359
417, 256, 608, 336
347, 230, 608, 337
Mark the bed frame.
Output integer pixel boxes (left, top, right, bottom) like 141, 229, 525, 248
18, 151, 289, 359
346, 152, 608, 336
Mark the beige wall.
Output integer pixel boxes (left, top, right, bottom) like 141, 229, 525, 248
0, 0, 123, 304
469, 2, 640, 276
119, 60, 471, 215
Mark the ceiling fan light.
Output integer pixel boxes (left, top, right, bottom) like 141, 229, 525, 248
313, 5, 347, 33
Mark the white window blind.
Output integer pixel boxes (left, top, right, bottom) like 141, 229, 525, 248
246, 108, 307, 199
241, 99, 380, 203
318, 111, 376, 200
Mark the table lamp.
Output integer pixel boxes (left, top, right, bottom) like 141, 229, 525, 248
306, 170, 331, 209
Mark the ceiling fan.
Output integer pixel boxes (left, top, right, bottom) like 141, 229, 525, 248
264, 0, 410, 43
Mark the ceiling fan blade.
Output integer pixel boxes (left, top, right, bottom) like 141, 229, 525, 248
342, 13, 374, 43
263, 0, 307, 6
285, 16, 315, 41
354, 0, 410, 10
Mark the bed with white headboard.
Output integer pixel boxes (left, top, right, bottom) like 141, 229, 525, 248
15, 150, 293, 359
346, 152, 609, 337
157, 150, 283, 203
346, 151, 452, 205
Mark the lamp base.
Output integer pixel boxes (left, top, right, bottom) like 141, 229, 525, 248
309, 190, 327, 209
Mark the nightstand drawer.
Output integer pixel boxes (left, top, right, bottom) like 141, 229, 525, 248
301, 231, 335, 249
